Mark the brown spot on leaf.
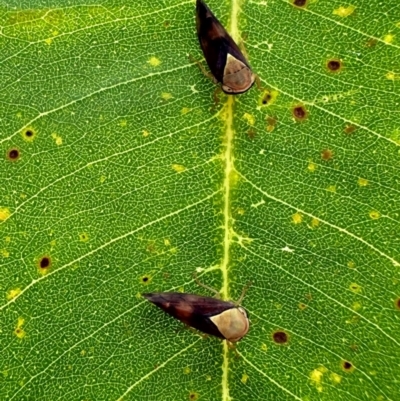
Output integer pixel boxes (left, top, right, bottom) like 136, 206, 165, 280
272, 330, 289, 344
247, 128, 256, 140
293, 0, 307, 7
39, 256, 51, 269
326, 59, 342, 72
344, 124, 357, 135
341, 360, 355, 372
7, 148, 20, 161
394, 297, 400, 310
292, 105, 308, 121
321, 149, 333, 161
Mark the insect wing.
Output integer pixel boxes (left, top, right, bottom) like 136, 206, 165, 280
195, 0, 254, 93
143, 292, 236, 339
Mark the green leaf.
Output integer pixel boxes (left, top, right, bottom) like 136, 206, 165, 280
1, 0, 399, 400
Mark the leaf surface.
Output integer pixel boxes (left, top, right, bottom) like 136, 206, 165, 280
1, 1, 399, 400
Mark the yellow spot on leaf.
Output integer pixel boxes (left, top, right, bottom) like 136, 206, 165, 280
172, 164, 185, 173
383, 34, 394, 44
7, 288, 21, 300
352, 301, 362, 311
349, 282, 362, 293
164, 239, 171, 246
189, 391, 199, 401
386, 72, 397, 80
326, 185, 336, 193
148, 56, 161, 67
259, 89, 279, 107
22, 127, 36, 142
51, 133, 63, 145
0, 208, 11, 221
119, 120, 127, 127
333, 5, 355, 17
310, 366, 327, 392
310, 218, 320, 228
347, 260, 355, 268
261, 343, 267, 351
183, 366, 191, 374
161, 92, 172, 100
241, 373, 249, 384
1, 249, 9, 258
369, 210, 380, 219
330, 372, 342, 384
142, 130, 150, 137
307, 162, 317, 172
299, 302, 307, 310
237, 208, 245, 215
358, 178, 368, 186
292, 212, 303, 224
100, 175, 106, 183
243, 113, 255, 126
181, 107, 191, 115
79, 233, 89, 242
14, 317, 26, 339
45, 38, 53, 45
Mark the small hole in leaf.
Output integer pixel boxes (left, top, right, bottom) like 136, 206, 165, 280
140, 274, 152, 285
272, 330, 289, 344
22, 127, 36, 142
292, 105, 308, 121
7, 148, 20, 161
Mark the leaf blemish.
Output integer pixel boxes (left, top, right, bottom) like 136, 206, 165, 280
369, 210, 380, 219
140, 274, 152, 285
321, 149, 333, 161
333, 6, 356, 18
292, 104, 308, 121
394, 298, 400, 310
349, 282, 361, 293
292, 0, 307, 8
148, 56, 161, 67
22, 127, 36, 142
172, 164, 186, 173
310, 366, 327, 392
259, 89, 278, 107
79, 232, 89, 242
344, 124, 357, 134
292, 212, 303, 224
7, 287, 21, 300
341, 360, 355, 372
266, 116, 277, 132
326, 59, 343, 73
7, 148, 20, 161
189, 391, 199, 400
0, 207, 11, 221
272, 330, 289, 344
38, 256, 51, 273
14, 317, 26, 339
247, 128, 256, 140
